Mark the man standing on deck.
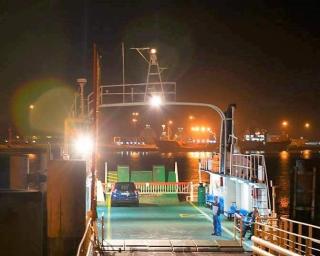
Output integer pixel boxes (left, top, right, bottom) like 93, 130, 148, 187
211, 196, 222, 236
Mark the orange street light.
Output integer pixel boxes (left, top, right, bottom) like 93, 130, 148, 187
304, 122, 310, 128
189, 115, 194, 120
168, 120, 173, 125
29, 104, 34, 110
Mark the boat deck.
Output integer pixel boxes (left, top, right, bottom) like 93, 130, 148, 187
96, 195, 252, 254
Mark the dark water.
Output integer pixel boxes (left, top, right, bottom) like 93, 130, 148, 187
98, 149, 320, 218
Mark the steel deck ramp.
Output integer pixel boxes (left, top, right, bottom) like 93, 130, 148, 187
101, 239, 243, 253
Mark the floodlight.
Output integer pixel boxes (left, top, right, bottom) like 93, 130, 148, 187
149, 95, 162, 107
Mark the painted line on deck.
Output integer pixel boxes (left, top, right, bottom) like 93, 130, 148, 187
188, 201, 251, 248
106, 195, 111, 239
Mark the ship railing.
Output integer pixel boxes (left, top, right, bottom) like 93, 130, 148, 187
200, 152, 220, 173
200, 153, 268, 184
233, 213, 243, 247
233, 214, 279, 248
85, 82, 176, 117
76, 218, 96, 256
231, 154, 267, 184
252, 218, 320, 256
104, 181, 192, 195
278, 217, 320, 255
86, 82, 176, 108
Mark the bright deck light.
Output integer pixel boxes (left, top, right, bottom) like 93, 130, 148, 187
74, 134, 93, 156
149, 95, 162, 107
150, 48, 157, 54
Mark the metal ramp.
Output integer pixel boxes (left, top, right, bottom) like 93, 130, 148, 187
101, 239, 244, 253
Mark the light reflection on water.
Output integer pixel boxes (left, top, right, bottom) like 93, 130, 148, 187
264, 150, 320, 216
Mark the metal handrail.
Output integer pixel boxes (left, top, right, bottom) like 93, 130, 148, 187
76, 218, 94, 256
252, 236, 301, 256
280, 216, 320, 231
100, 81, 176, 87
254, 220, 320, 256
233, 213, 243, 246
104, 181, 192, 195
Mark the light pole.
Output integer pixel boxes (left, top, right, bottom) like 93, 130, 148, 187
29, 104, 34, 139
281, 120, 289, 139
304, 122, 310, 140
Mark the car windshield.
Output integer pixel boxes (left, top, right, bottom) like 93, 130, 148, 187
115, 183, 136, 191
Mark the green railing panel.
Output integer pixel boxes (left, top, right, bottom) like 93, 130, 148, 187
117, 165, 130, 182
167, 171, 177, 182
153, 165, 165, 182
130, 171, 153, 182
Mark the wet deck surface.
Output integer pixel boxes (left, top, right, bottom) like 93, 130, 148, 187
96, 195, 252, 254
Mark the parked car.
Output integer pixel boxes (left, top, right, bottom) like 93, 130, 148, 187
111, 182, 139, 206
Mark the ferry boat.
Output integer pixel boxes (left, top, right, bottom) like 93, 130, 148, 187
70, 46, 320, 256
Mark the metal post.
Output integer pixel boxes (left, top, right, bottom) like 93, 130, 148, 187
101, 214, 104, 244
293, 168, 297, 219
122, 42, 125, 103
174, 161, 179, 182
104, 162, 108, 185
311, 167, 316, 220
198, 160, 202, 184
272, 185, 277, 217
90, 43, 100, 220
131, 87, 133, 102
190, 182, 194, 202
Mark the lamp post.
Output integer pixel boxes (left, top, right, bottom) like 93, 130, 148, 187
304, 122, 311, 140
29, 104, 34, 140
281, 120, 289, 139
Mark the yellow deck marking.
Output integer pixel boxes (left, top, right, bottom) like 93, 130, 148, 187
179, 213, 206, 218
188, 201, 251, 249
106, 195, 111, 239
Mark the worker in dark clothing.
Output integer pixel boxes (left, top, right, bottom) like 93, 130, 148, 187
242, 207, 259, 239
211, 196, 222, 236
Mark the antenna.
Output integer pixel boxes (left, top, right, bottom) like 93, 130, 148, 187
131, 47, 167, 102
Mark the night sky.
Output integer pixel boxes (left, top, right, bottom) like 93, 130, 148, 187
1, 0, 320, 138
